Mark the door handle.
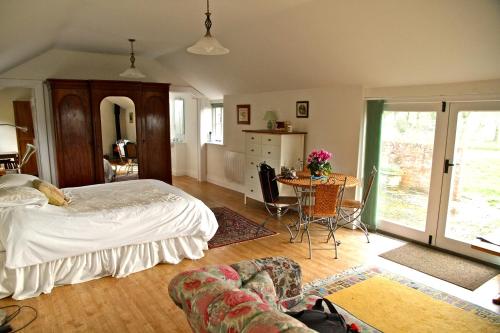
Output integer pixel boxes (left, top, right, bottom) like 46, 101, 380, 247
444, 159, 454, 173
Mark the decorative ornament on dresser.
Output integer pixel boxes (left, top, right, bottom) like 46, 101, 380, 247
263, 111, 277, 129
307, 149, 333, 179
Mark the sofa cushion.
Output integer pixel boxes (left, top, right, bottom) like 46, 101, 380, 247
242, 270, 279, 310
232, 256, 302, 304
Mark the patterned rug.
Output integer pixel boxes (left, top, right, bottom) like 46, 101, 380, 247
303, 266, 500, 333
208, 207, 277, 249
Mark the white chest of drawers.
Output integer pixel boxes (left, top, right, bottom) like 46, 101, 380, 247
243, 130, 306, 204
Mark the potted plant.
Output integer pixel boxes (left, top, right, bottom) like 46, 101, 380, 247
306, 149, 333, 179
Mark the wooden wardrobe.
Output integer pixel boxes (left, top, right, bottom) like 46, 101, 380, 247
48, 79, 172, 188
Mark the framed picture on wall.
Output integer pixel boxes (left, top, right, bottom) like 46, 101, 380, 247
296, 101, 309, 118
237, 104, 251, 124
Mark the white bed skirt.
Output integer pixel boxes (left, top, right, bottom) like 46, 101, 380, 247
0, 236, 207, 300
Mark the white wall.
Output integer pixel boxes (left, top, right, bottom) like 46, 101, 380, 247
1, 49, 188, 86
207, 84, 364, 195
120, 108, 136, 142
0, 87, 32, 153
170, 92, 199, 178
364, 79, 500, 100
99, 99, 116, 157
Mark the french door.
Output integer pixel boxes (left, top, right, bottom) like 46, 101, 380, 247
376, 100, 500, 264
436, 101, 500, 263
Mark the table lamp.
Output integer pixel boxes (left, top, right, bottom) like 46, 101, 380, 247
263, 111, 277, 130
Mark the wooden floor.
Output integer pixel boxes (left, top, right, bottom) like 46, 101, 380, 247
1, 176, 498, 332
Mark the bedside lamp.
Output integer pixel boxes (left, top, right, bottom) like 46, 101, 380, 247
263, 111, 277, 130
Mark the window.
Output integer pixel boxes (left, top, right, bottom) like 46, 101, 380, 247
210, 103, 224, 143
171, 98, 185, 142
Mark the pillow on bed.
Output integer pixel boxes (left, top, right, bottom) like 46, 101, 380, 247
0, 186, 48, 208
0, 174, 39, 188
32, 179, 68, 206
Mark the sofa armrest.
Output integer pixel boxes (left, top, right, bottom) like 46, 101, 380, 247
231, 256, 302, 302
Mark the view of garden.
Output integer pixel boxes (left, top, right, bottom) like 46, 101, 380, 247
377, 110, 500, 243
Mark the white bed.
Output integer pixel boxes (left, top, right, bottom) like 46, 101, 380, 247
0, 179, 218, 300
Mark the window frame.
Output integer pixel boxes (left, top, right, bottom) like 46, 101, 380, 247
210, 103, 224, 144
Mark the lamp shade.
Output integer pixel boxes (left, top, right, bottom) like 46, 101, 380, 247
263, 111, 278, 121
120, 67, 146, 79
187, 35, 229, 55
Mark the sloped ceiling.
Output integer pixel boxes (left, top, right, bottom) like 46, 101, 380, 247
1, 0, 499, 99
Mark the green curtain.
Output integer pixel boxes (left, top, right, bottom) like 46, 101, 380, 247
361, 100, 384, 231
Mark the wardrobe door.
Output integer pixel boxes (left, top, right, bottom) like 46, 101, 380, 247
139, 83, 172, 184
49, 80, 95, 187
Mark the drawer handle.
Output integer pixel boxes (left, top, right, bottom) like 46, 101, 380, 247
250, 176, 254, 179
267, 151, 271, 154
250, 149, 254, 152
268, 139, 271, 141
250, 189, 254, 192
250, 162, 254, 165
251, 136, 255, 139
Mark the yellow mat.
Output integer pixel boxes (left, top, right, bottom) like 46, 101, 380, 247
325, 276, 499, 333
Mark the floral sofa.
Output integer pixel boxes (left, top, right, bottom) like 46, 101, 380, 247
168, 256, 323, 333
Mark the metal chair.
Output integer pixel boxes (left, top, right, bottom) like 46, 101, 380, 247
337, 166, 377, 243
256, 163, 299, 239
299, 176, 347, 259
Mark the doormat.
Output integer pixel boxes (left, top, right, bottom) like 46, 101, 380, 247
379, 242, 499, 290
208, 207, 277, 249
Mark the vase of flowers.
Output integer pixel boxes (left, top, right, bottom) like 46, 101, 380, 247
307, 149, 333, 178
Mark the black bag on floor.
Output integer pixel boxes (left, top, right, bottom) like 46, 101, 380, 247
286, 298, 359, 333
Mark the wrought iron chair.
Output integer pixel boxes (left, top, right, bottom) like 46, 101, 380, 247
256, 163, 299, 239
337, 166, 377, 243
298, 176, 347, 259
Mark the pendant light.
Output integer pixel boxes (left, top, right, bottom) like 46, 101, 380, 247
187, 0, 229, 55
120, 38, 146, 78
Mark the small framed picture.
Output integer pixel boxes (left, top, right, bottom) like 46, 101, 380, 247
129, 111, 134, 123
296, 101, 309, 118
275, 121, 286, 130
237, 104, 251, 124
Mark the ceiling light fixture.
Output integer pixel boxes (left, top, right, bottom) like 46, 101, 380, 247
187, 0, 229, 55
120, 38, 146, 78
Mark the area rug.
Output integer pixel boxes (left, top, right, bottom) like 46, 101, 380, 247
303, 266, 500, 333
379, 243, 499, 290
208, 207, 277, 249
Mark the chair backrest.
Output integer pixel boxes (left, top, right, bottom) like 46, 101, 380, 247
257, 163, 279, 203
305, 177, 347, 218
362, 166, 378, 205
125, 142, 138, 159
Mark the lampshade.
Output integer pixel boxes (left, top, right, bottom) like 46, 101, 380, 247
187, 0, 229, 56
263, 111, 278, 121
120, 39, 146, 79
120, 67, 146, 79
187, 34, 229, 55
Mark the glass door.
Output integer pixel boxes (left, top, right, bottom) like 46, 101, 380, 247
376, 102, 447, 243
436, 101, 500, 263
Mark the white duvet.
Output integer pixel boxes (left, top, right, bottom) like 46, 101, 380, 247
0, 179, 218, 269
